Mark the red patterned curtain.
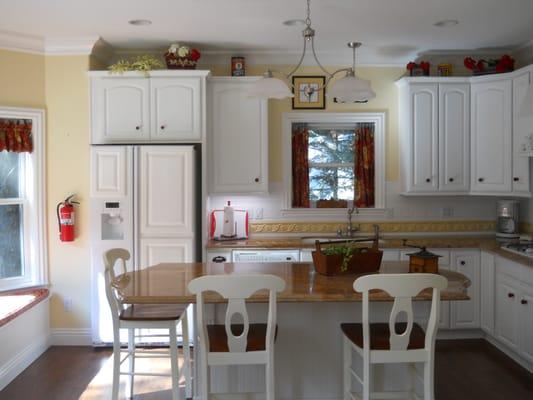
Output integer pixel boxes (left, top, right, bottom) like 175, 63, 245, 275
354, 123, 375, 208
292, 124, 310, 208
0, 119, 33, 153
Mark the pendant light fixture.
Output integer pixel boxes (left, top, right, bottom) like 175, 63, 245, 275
249, 0, 375, 103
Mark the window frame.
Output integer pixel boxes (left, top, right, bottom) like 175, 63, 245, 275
0, 107, 47, 291
282, 112, 386, 217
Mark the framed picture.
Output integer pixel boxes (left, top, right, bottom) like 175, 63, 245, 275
292, 76, 326, 110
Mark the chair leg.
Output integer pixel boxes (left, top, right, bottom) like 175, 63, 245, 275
181, 314, 192, 399
112, 326, 121, 400
362, 354, 371, 400
199, 345, 210, 400
170, 324, 181, 400
343, 337, 351, 400
266, 350, 275, 400
126, 328, 135, 399
423, 358, 435, 400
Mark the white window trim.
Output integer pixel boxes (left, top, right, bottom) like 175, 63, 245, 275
282, 112, 386, 218
0, 106, 47, 291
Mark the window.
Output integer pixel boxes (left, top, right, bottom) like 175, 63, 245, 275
0, 108, 46, 290
283, 113, 385, 215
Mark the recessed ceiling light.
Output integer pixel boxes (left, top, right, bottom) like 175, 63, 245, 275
128, 19, 152, 26
434, 19, 459, 28
283, 19, 306, 27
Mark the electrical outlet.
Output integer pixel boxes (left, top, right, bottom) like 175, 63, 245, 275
254, 207, 264, 220
63, 298, 73, 313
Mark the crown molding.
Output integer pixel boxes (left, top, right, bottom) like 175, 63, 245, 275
0, 30, 44, 55
0, 30, 100, 56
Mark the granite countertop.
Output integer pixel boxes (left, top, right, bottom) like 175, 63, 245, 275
116, 261, 470, 304
206, 236, 533, 268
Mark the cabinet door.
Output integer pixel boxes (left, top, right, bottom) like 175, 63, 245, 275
451, 251, 480, 329
439, 83, 470, 192
438, 264, 451, 329
151, 78, 202, 141
480, 252, 495, 335
90, 146, 130, 197
139, 238, 194, 267
91, 78, 150, 143
495, 274, 520, 351
471, 79, 512, 192
512, 72, 531, 194
138, 146, 196, 237
209, 79, 268, 193
519, 285, 533, 364
408, 84, 439, 192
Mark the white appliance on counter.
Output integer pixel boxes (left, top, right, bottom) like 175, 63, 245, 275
232, 249, 300, 263
90, 145, 199, 344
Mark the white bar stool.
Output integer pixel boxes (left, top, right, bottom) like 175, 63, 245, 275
104, 248, 192, 400
341, 273, 448, 400
188, 274, 286, 400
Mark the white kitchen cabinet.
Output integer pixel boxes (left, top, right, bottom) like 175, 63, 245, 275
520, 285, 533, 364
91, 78, 150, 143
90, 146, 130, 197
512, 71, 531, 194
139, 237, 194, 267
300, 249, 314, 262
439, 83, 470, 192
450, 251, 480, 329
90, 71, 209, 144
150, 77, 202, 141
206, 249, 232, 263
397, 80, 470, 194
208, 77, 268, 194
470, 79, 513, 193
138, 146, 196, 238
495, 272, 521, 352
480, 252, 495, 335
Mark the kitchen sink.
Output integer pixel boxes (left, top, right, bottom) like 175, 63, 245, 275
300, 237, 387, 245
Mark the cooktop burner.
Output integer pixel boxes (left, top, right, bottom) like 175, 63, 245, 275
501, 242, 533, 258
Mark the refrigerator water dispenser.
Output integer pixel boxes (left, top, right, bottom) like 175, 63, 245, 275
101, 201, 124, 240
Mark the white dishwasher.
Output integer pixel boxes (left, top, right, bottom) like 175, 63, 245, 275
232, 249, 300, 262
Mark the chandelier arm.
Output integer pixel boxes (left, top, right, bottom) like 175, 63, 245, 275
285, 37, 309, 79
310, 36, 334, 78
324, 68, 352, 87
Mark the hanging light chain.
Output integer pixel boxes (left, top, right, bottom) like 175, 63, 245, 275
305, 0, 312, 27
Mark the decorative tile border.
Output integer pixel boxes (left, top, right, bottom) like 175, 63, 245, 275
520, 222, 533, 234
250, 220, 496, 234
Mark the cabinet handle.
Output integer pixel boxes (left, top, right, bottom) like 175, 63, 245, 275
478, 177, 484, 182
508, 293, 515, 298
135, 126, 140, 130
254, 178, 260, 183
426, 178, 431, 183
449, 178, 454, 182
160, 125, 165, 130
460, 261, 466, 266
514, 177, 520, 182
212, 256, 227, 263
521, 299, 528, 305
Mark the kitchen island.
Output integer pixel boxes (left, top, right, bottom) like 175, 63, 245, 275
115, 262, 471, 400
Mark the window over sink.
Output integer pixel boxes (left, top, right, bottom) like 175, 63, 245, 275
282, 112, 385, 216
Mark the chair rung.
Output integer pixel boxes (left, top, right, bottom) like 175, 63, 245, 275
347, 391, 361, 400
409, 364, 423, 383
120, 371, 173, 377
349, 367, 364, 385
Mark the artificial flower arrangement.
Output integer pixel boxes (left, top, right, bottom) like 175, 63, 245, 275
164, 43, 201, 69
406, 61, 431, 76
464, 55, 515, 75
108, 55, 164, 76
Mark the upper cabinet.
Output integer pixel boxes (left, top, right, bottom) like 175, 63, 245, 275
512, 70, 532, 194
398, 80, 470, 194
470, 78, 512, 193
208, 77, 268, 194
90, 71, 209, 144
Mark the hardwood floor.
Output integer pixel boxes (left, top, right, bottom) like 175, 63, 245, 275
1, 340, 532, 399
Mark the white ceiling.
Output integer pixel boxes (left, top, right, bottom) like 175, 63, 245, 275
1, 0, 533, 65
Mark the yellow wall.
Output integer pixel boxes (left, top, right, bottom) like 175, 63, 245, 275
208, 65, 405, 182
0, 49, 45, 108
45, 56, 92, 329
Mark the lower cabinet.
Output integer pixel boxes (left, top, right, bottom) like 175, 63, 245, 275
450, 251, 481, 329
206, 249, 232, 263
480, 252, 496, 335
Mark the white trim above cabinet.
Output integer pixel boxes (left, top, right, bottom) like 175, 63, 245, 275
208, 77, 268, 194
89, 70, 209, 144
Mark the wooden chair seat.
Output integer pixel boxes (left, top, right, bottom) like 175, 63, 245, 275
206, 324, 278, 352
120, 304, 188, 321
341, 322, 426, 350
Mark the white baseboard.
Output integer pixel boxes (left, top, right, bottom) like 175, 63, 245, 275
437, 329, 485, 340
485, 335, 533, 373
0, 334, 50, 391
49, 328, 92, 346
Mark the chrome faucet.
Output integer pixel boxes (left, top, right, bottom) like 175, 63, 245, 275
337, 205, 360, 237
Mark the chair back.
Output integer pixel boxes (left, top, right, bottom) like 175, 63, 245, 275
188, 274, 286, 353
103, 248, 131, 323
354, 273, 448, 351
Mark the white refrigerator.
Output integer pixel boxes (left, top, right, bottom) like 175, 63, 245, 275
90, 145, 198, 344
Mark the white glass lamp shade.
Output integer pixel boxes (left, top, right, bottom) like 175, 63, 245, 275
249, 76, 294, 99
519, 84, 533, 118
328, 74, 376, 103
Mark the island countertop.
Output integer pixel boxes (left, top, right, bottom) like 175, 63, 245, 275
115, 261, 471, 304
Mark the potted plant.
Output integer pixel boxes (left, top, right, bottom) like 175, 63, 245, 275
164, 43, 201, 69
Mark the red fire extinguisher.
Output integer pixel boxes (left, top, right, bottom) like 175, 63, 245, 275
56, 195, 79, 242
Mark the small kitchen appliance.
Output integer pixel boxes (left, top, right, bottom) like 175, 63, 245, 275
210, 206, 249, 240
496, 200, 520, 239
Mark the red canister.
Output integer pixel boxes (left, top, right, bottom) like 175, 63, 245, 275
231, 57, 245, 76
